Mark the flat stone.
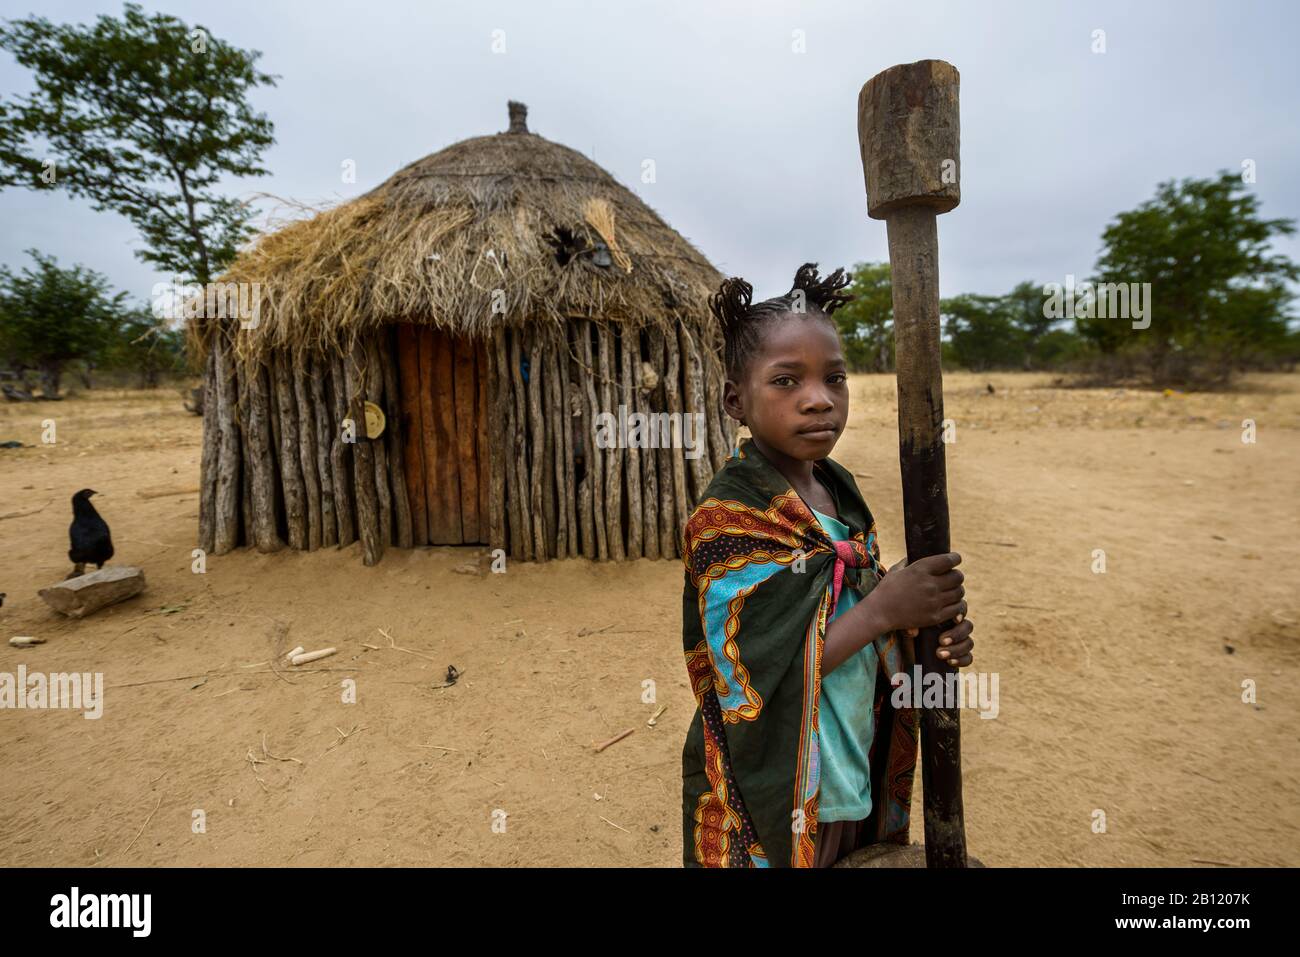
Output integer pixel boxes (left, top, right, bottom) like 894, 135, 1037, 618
38, 566, 146, 619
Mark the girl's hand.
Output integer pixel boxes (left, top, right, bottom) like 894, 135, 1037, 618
936, 617, 975, 667
870, 553, 966, 634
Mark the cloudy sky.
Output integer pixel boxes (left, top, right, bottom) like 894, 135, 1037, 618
2, 0, 1297, 307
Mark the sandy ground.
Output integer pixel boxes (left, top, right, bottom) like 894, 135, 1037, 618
1, 372, 1297, 867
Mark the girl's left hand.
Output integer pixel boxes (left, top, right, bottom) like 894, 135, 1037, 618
886, 558, 974, 664
936, 618, 974, 667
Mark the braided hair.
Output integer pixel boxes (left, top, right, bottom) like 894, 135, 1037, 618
709, 263, 853, 380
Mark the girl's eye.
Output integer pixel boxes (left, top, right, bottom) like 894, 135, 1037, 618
828, 373, 847, 385
772, 375, 796, 387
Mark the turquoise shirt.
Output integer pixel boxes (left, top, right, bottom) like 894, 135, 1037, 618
812, 506, 879, 823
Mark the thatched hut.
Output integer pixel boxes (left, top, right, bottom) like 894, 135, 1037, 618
193, 102, 733, 565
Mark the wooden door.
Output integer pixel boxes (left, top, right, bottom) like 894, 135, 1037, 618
395, 324, 490, 545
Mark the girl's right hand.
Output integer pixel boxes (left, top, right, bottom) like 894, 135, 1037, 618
870, 553, 965, 634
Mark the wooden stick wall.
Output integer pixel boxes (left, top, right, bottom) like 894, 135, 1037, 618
197, 319, 735, 565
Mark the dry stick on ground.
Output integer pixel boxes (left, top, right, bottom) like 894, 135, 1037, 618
136, 486, 201, 499
324, 724, 367, 754
593, 728, 634, 753
245, 750, 270, 792
377, 627, 439, 663
123, 795, 164, 856
0, 500, 51, 521
261, 733, 303, 765
107, 667, 355, 689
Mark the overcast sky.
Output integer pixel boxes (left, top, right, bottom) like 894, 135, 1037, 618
2, 0, 1297, 308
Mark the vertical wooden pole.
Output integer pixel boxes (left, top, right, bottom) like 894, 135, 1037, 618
347, 339, 382, 565
272, 352, 308, 550
860, 59, 967, 867
487, 327, 507, 555
310, 354, 338, 548
292, 351, 322, 551
214, 327, 242, 555
330, 355, 357, 548
198, 340, 219, 554
246, 358, 281, 551
620, 326, 642, 559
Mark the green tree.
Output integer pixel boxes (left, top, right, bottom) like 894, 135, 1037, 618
1081, 171, 1297, 383
941, 293, 1026, 371
0, 2, 277, 284
0, 250, 126, 395
105, 307, 185, 388
833, 261, 893, 372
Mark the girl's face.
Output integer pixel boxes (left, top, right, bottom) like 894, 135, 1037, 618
723, 313, 849, 464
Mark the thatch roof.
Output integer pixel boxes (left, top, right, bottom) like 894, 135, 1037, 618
215, 102, 723, 358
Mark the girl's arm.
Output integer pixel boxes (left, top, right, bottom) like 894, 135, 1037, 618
822, 552, 967, 675
822, 598, 892, 675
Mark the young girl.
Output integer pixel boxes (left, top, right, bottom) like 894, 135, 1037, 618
680, 263, 974, 868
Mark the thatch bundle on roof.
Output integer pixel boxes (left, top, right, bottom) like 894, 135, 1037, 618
194, 103, 734, 565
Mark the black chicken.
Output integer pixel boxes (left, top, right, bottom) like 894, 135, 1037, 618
67, 488, 113, 579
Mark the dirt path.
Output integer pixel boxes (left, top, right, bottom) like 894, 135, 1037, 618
1, 373, 1297, 866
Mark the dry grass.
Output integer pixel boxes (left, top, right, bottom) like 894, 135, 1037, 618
195, 121, 724, 367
